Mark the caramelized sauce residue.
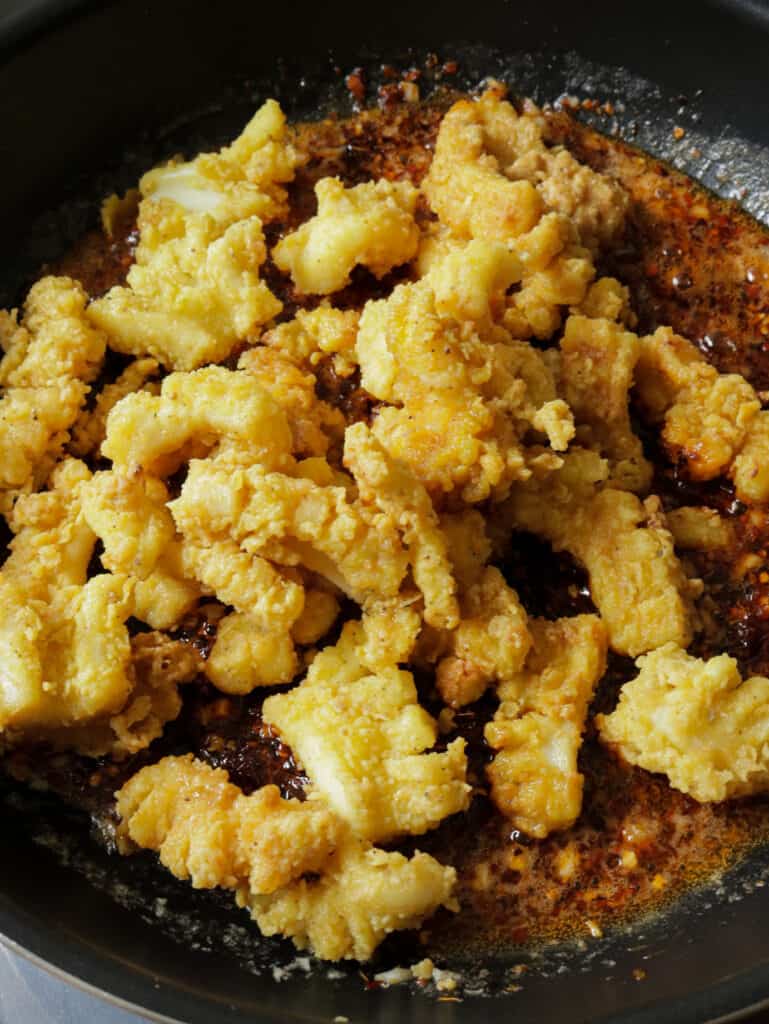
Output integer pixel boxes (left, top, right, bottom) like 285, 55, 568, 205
13, 93, 769, 956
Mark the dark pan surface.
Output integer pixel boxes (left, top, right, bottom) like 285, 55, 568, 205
3, 0, 769, 1020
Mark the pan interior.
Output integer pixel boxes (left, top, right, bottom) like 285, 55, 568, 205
3, 17, 769, 1023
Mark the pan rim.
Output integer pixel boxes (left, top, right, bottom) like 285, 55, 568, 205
3, 0, 769, 1021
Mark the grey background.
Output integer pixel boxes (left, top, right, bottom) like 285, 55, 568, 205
0, 944, 148, 1023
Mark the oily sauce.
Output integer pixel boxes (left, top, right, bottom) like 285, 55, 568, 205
14, 93, 769, 958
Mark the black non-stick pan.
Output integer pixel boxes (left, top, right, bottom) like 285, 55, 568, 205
3, 0, 769, 1020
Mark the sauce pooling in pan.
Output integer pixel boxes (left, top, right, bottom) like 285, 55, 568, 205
5, 90, 769, 961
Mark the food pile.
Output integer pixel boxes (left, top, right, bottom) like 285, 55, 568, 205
2, 84, 769, 962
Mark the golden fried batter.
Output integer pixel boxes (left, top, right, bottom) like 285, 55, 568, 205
0, 277, 105, 514
251, 838, 456, 961
557, 314, 651, 492
87, 101, 298, 370
502, 448, 696, 655
273, 177, 419, 294
263, 624, 469, 842
4, 88, 768, 967
116, 754, 343, 894
599, 644, 769, 802
486, 615, 607, 838
117, 754, 457, 961
636, 326, 769, 501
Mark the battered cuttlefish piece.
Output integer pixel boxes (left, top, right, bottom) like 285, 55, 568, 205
81, 470, 199, 630
555, 313, 652, 493
102, 365, 295, 476
262, 622, 470, 843
116, 754, 343, 894
343, 422, 459, 630
273, 177, 420, 294
27, 633, 202, 759
501, 448, 697, 656
0, 460, 197, 751
238, 346, 345, 459
87, 101, 299, 370
170, 454, 409, 608
411, 509, 532, 709
636, 326, 769, 502
69, 358, 161, 459
0, 276, 106, 516
116, 754, 458, 961
261, 303, 359, 378
250, 838, 457, 962
423, 87, 627, 252
356, 240, 575, 503
0, 459, 134, 731
598, 644, 769, 802
417, 212, 596, 345
485, 615, 608, 838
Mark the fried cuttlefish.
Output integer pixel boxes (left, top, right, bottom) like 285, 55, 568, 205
2, 83, 764, 964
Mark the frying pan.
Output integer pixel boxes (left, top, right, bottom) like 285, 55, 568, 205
2, 0, 769, 1020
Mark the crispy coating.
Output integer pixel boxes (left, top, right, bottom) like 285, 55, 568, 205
421, 212, 595, 346
513, 146, 628, 252
343, 422, 459, 629
87, 212, 281, 371
32, 633, 201, 758
88, 101, 299, 370
423, 95, 543, 242
81, 470, 199, 629
238, 346, 345, 457
0, 277, 105, 513
3, 459, 95, 599
116, 754, 343, 894
273, 177, 419, 294
261, 303, 359, 377
0, 459, 137, 730
424, 237, 522, 326
504, 249, 595, 341
205, 611, 299, 694
263, 626, 469, 842
82, 471, 171, 576
104, 633, 200, 756
0, 276, 105, 388
576, 276, 634, 324
502, 448, 695, 655
434, 567, 531, 708
666, 506, 734, 551
0, 573, 134, 732
0, 382, 87, 515
180, 538, 303, 632
636, 326, 769, 501
250, 837, 457, 961
140, 100, 299, 225
424, 89, 627, 251
439, 510, 493, 589
290, 588, 340, 646
557, 314, 651, 492
356, 254, 573, 502
598, 644, 769, 802
732, 413, 769, 503
485, 615, 608, 837
102, 366, 294, 476
117, 754, 457, 961
170, 458, 408, 606
356, 596, 423, 670
69, 358, 160, 458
